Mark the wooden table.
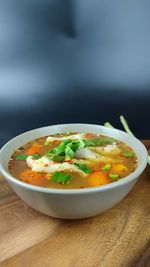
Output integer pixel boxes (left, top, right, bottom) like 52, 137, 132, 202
0, 141, 150, 267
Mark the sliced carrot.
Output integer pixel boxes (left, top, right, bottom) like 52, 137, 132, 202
88, 171, 110, 187
26, 144, 42, 155
45, 173, 53, 180
92, 165, 101, 171
111, 164, 127, 173
54, 140, 61, 145
20, 170, 45, 186
85, 133, 94, 139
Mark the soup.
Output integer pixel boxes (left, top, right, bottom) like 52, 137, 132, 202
8, 132, 137, 189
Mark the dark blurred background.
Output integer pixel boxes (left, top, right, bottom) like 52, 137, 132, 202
0, 0, 150, 146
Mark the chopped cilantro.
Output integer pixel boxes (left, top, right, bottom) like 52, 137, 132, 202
65, 145, 75, 160
83, 137, 115, 147
50, 140, 70, 155
109, 173, 119, 179
82, 139, 95, 146
74, 163, 93, 173
16, 154, 41, 160
31, 154, 41, 159
50, 155, 65, 162
45, 137, 115, 163
102, 164, 112, 171
46, 139, 86, 162
122, 151, 134, 158
16, 154, 28, 160
52, 172, 72, 184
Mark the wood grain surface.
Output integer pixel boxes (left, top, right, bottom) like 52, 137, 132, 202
0, 141, 150, 267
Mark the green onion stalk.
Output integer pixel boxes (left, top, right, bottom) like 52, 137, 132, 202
104, 115, 150, 166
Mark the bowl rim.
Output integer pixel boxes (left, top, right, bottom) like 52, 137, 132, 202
0, 123, 148, 195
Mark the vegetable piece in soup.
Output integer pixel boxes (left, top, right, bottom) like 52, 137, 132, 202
8, 132, 137, 189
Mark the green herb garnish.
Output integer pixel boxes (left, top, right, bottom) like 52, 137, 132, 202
122, 151, 134, 158
46, 139, 86, 162
74, 163, 93, 173
52, 172, 72, 184
49, 155, 65, 162
65, 145, 75, 160
46, 140, 68, 162
102, 164, 112, 171
16, 154, 28, 160
44, 140, 50, 146
31, 154, 41, 159
50, 140, 71, 155
109, 173, 119, 179
45, 137, 114, 163
16, 154, 41, 160
83, 137, 115, 147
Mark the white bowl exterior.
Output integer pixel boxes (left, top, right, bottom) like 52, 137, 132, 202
0, 124, 148, 219
5, 176, 138, 219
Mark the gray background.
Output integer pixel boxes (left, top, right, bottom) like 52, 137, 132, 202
0, 0, 150, 146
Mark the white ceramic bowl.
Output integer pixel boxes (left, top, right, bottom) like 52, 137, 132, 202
0, 124, 148, 219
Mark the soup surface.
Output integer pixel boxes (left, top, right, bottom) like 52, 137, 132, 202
9, 132, 137, 189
